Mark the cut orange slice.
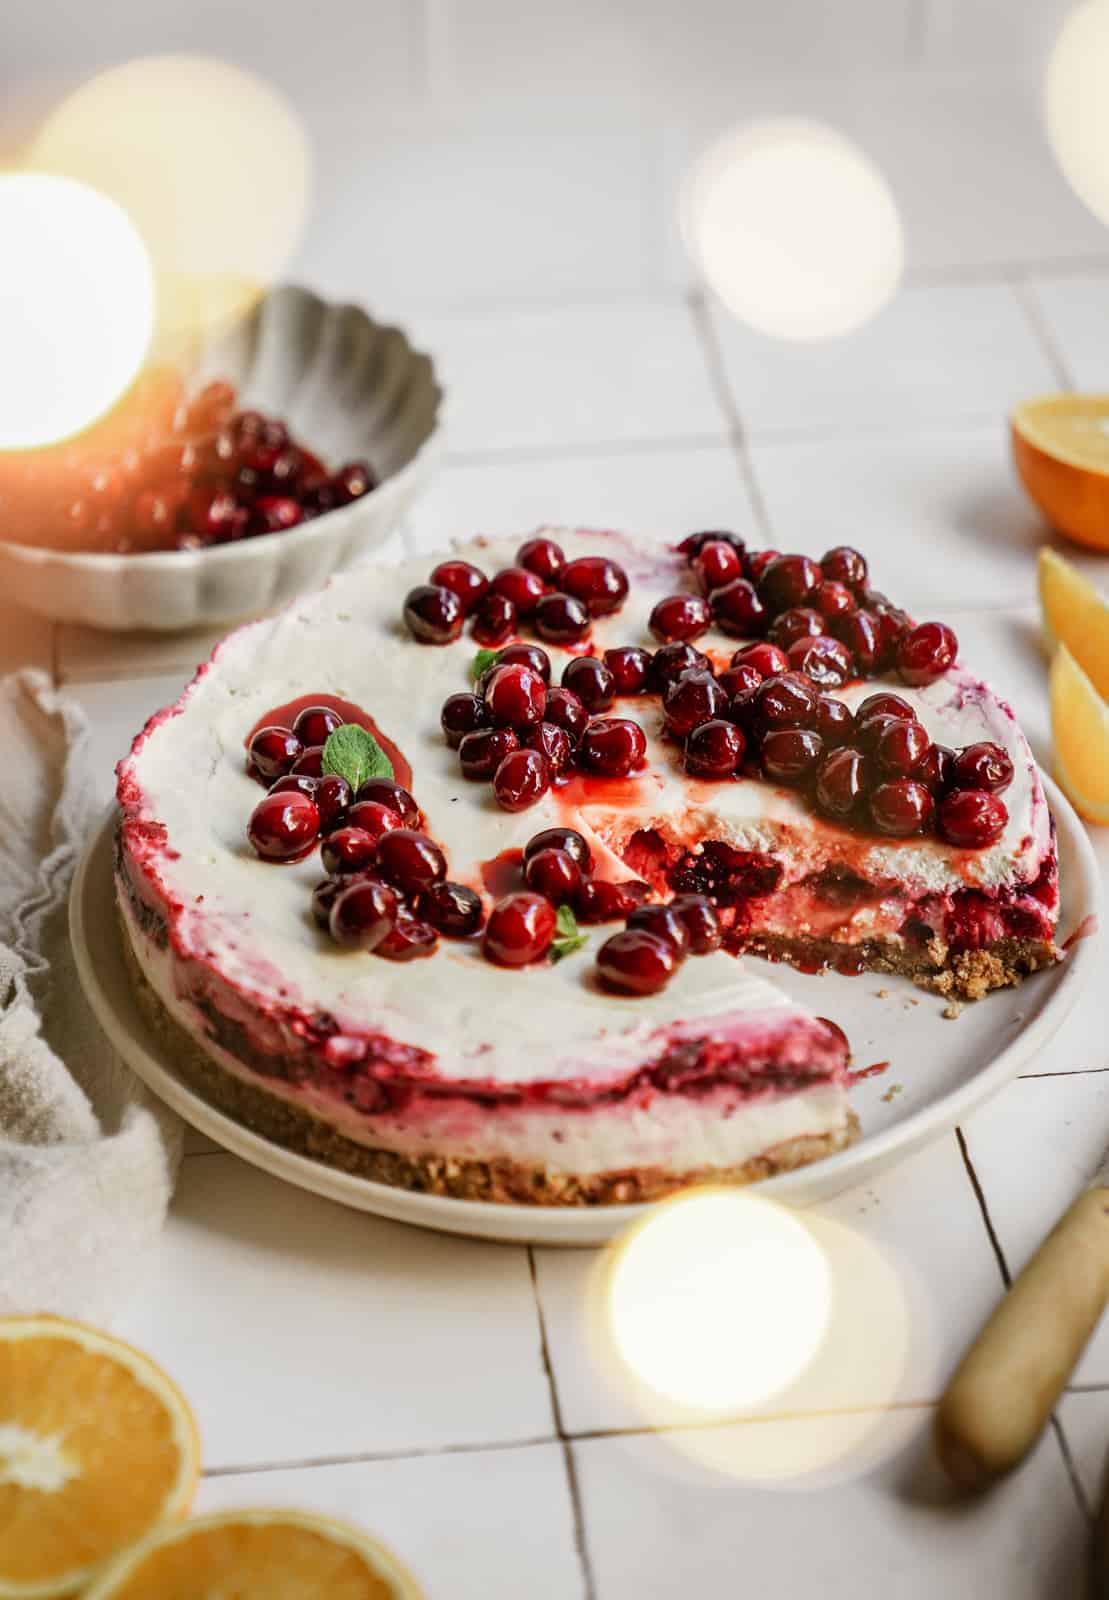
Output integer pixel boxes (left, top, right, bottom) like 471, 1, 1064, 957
0, 1316, 198, 1598
1050, 644, 1109, 825
1039, 547, 1109, 700
1012, 394, 1109, 551
82, 1508, 425, 1600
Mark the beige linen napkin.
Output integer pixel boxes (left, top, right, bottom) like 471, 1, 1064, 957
0, 670, 181, 1320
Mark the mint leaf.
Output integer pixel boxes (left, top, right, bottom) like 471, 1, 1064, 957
321, 724, 394, 790
551, 904, 588, 963
470, 648, 499, 684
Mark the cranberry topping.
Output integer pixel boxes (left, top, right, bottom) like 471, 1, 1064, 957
873, 717, 930, 777
757, 553, 820, 612
787, 633, 852, 687
356, 778, 421, 825
856, 691, 915, 724
249, 725, 302, 781
441, 691, 489, 747
525, 827, 593, 874
311, 877, 340, 929
873, 605, 914, 670
484, 663, 547, 728
678, 529, 746, 559
315, 774, 353, 832
248, 789, 320, 862
597, 929, 677, 995
815, 748, 866, 820
419, 880, 484, 937
562, 654, 615, 712
329, 878, 399, 950
579, 718, 647, 777
522, 720, 573, 774
268, 773, 320, 802
291, 745, 325, 778
694, 539, 743, 595
649, 593, 712, 643
626, 903, 691, 956
575, 878, 651, 922
543, 686, 589, 743
730, 641, 789, 678
375, 828, 447, 892
534, 591, 590, 643
719, 662, 763, 711
855, 712, 907, 757
745, 549, 781, 583
491, 642, 552, 683
813, 695, 855, 746
459, 727, 519, 780
560, 556, 629, 616
711, 577, 768, 637
524, 847, 582, 902
685, 718, 745, 779
939, 789, 1008, 848
768, 607, 825, 650
897, 621, 958, 686
951, 742, 1014, 794
490, 565, 546, 617
517, 535, 565, 583
376, 909, 439, 961
603, 645, 652, 695
831, 609, 883, 673
319, 825, 377, 876
403, 584, 464, 645
821, 545, 868, 588
870, 779, 934, 837
333, 460, 375, 503
753, 672, 818, 733
669, 893, 722, 953
918, 742, 956, 794
664, 669, 727, 736
761, 727, 824, 785
483, 892, 558, 966
813, 579, 856, 619
292, 704, 343, 748
471, 592, 517, 646
429, 559, 488, 612
493, 748, 551, 811
345, 799, 403, 841
649, 641, 711, 690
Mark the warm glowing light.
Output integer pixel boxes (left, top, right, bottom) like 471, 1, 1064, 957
1045, 1, 1109, 228
607, 1190, 831, 1412
682, 118, 904, 340
0, 174, 154, 450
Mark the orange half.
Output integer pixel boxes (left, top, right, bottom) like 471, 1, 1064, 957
1050, 644, 1109, 825
1012, 394, 1109, 551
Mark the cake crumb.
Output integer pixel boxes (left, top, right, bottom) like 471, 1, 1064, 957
942, 1001, 963, 1020
876, 988, 890, 999
881, 1083, 903, 1103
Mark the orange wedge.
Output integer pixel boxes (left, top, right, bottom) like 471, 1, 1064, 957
1013, 394, 1109, 550
1039, 547, 1109, 699
82, 1508, 425, 1600
1049, 644, 1109, 825
0, 1316, 199, 1598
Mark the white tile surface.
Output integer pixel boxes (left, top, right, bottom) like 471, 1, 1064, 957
920, 0, 1071, 67
197, 1442, 585, 1600
708, 282, 1056, 437
115, 1154, 554, 1470
574, 1408, 1086, 1599
1025, 272, 1109, 392
1058, 1389, 1109, 1510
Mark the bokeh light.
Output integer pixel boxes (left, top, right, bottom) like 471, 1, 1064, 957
682, 118, 904, 340
0, 174, 154, 450
1045, 1, 1109, 229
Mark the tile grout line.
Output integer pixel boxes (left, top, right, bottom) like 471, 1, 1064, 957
1008, 275, 1075, 392
202, 1431, 560, 1480
687, 289, 775, 544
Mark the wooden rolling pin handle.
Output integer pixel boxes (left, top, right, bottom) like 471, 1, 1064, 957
935, 1186, 1109, 1491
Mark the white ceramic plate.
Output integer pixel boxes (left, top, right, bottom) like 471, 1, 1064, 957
71, 787, 1100, 1247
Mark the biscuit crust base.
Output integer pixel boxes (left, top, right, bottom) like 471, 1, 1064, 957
739, 932, 1057, 1002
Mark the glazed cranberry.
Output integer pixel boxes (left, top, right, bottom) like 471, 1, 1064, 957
345, 799, 403, 841
269, 773, 321, 802
669, 893, 722, 953
484, 663, 547, 728
574, 878, 650, 923
459, 727, 519, 780
293, 704, 343, 748
719, 662, 763, 709
316, 774, 353, 832
492, 642, 552, 683
731, 641, 789, 677
831, 609, 883, 674
761, 727, 824, 785
251, 495, 303, 534
649, 641, 711, 690
483, 892, 558, 967
694, 539, 743, 595
711, 577, 768, 638
752, 672, 818, 733
562, 654, 615, 712
757, 553, 820, 613
429, 559, 488, 613
821, 546, 868, 589
329, 878, 399, 950
517, 535, 565, 583
603, 646, 652, 695
524, 846, 582, 902
376, 909, 439, 961
874, 718, 930, 777
493, 748, 551, 811
627, 903, 690, 956
870, 780, 935, 837
596, 929, 677, 995
664, 669, 726, 735
874, 605, 914, 669
291, 745, 325, 778
898, 621, 958, 686
678, 529, 746, 560
543, 687, 589, 743
404, 584, 464, 645
813, 580, 856, 619
356, 778, 421, 825
561, 556, 629, 616
855, 712, 904, 758
745, 548, 780, 583
249, 725, 302, 781
685, 718, 745, 779
813, 695, 855, 747
333, 461, 376, 503
579, 718, 647, 777
419, 880, 484, 937
375, 828, 447, 892
939, 789, 1009, 848
311, 877, 340, 929
441, 691, 489, 747
918, 743, 956, 794
534, 592, 590, 644
787, 634, 852, 688
951, 742, 1014, 795
471, 592, 517, 646
815, 748, 867, 819
248, 789, 320, 862
856, 691, 915, 725
769, 607, 825, 650
522, 721, 573, 775
186, 485, 241, 539
649, 593, 712, 644
525, 826, 593, 874
491, 565, 545, 617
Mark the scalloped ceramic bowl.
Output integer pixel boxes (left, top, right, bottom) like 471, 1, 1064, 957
0, 285, 443, 631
